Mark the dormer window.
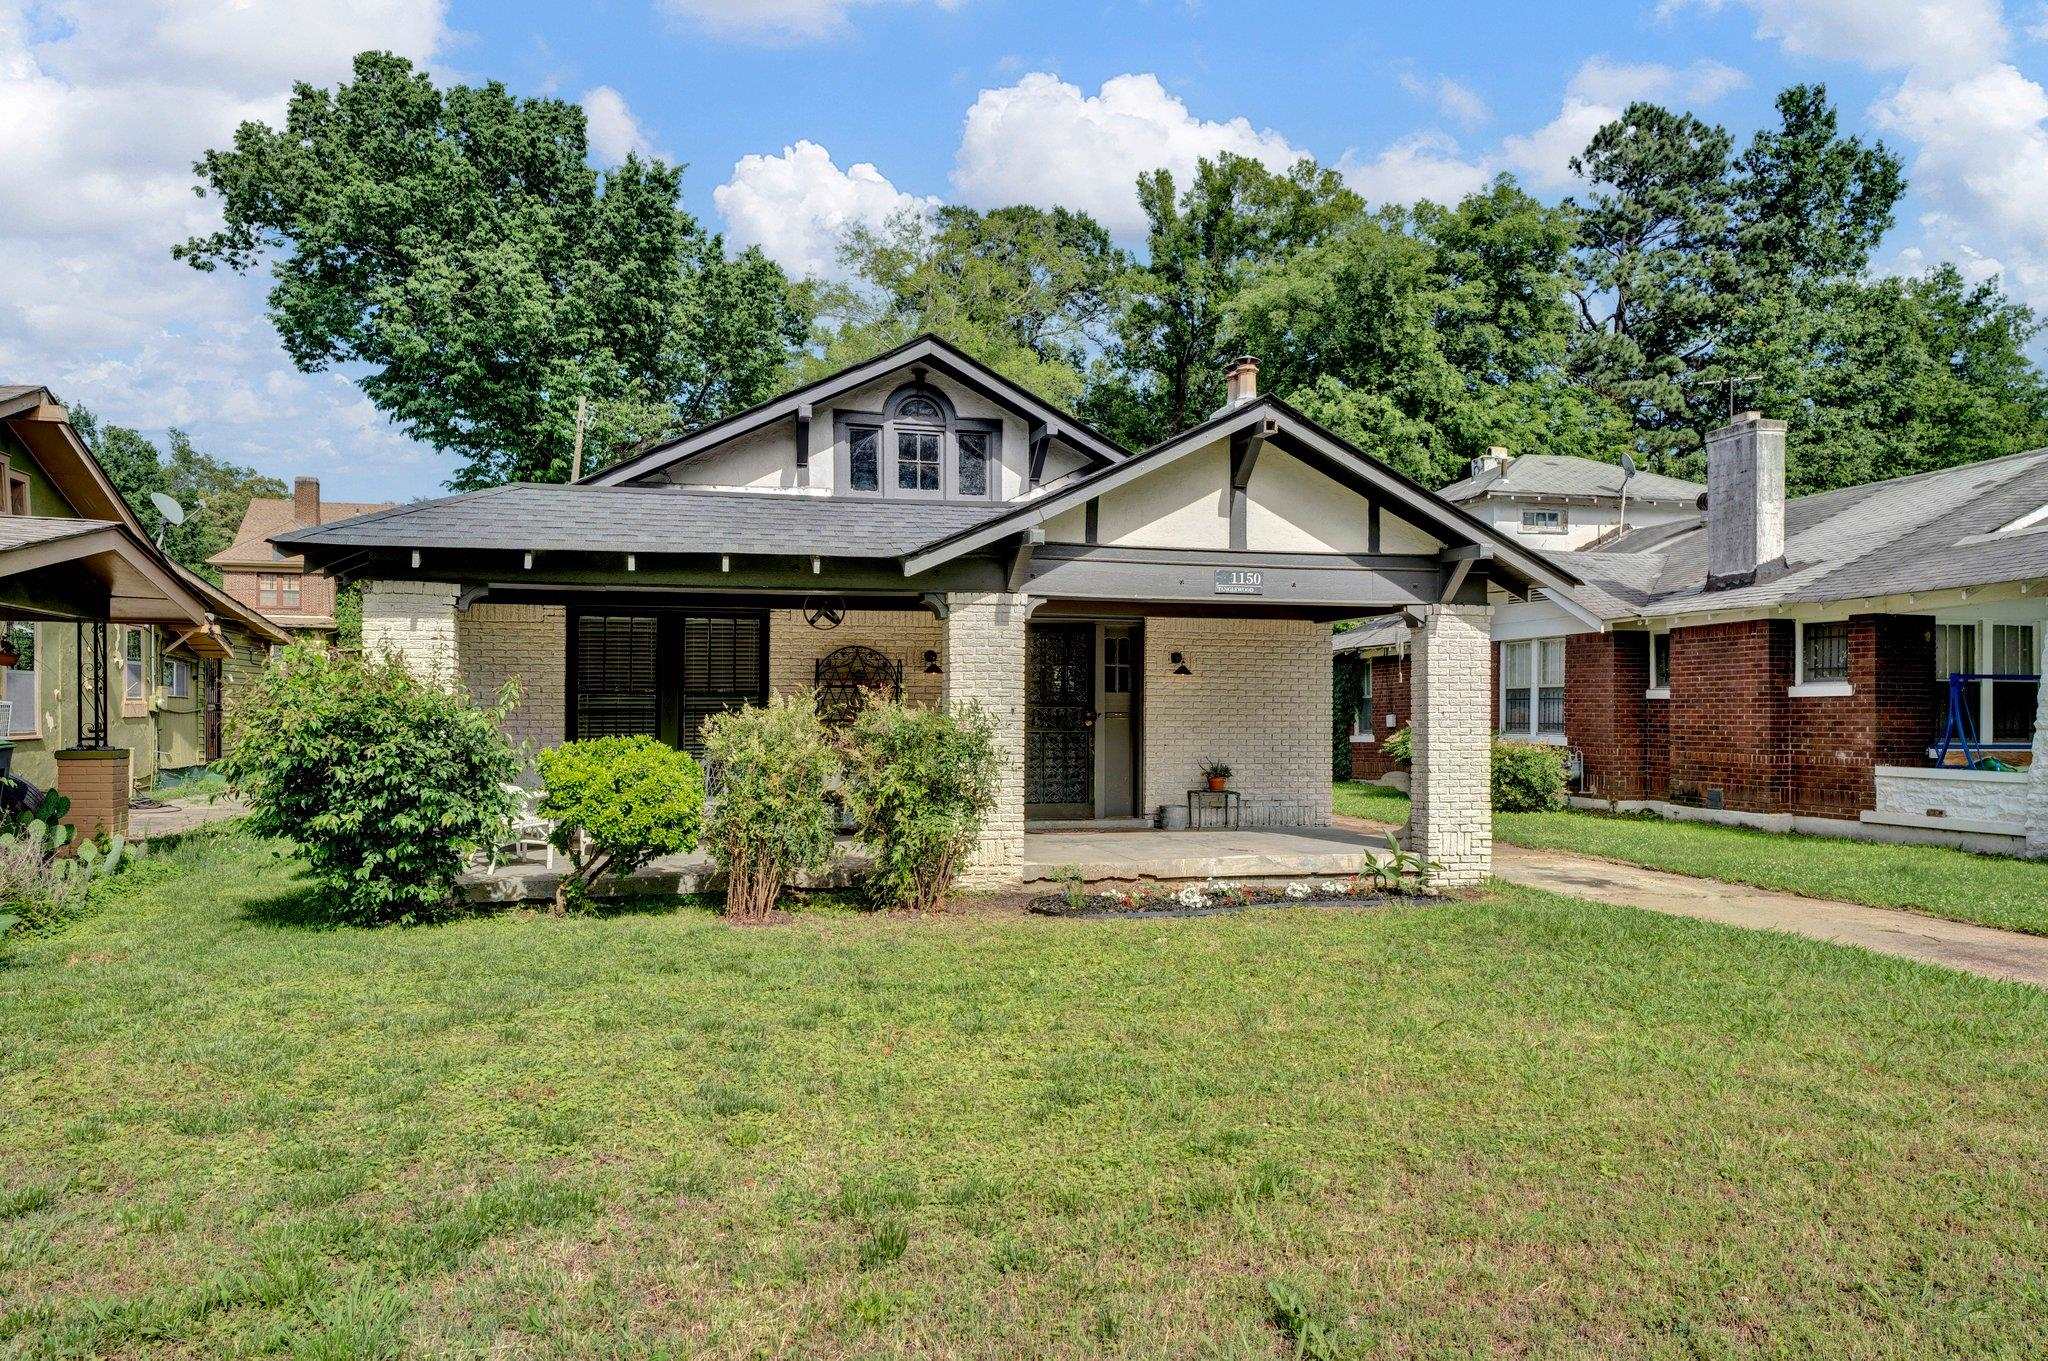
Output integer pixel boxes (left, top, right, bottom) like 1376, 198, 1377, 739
836, 379, 1003, 501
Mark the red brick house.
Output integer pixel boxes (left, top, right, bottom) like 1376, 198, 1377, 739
1340, 412, 2048, 856
209, 478, 394, 637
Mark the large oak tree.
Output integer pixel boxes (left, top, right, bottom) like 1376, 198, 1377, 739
177, 51, 808, 488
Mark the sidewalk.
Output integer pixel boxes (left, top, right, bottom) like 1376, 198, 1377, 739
1336, 815, 2048, 988
127, 793, 249, 842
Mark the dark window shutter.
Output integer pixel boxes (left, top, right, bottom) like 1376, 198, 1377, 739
680, 615, 763, 753
574, 614, 659, 739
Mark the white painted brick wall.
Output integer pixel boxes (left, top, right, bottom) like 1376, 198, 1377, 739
941, 592, 1028, 886
1140, 617, 1332, 827
1410, 604, 1493, 886
457, 603, 566, 759
767, 609, 945, 707
361, 579, 458, 683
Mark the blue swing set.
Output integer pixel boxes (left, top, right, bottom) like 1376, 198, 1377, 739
1932, 671, 2041, 767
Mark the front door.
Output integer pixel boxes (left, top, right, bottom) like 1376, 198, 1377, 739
1025, 622, 1095, 820
1094, 623, 1138, 818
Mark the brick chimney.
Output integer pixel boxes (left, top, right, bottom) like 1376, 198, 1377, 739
1469, 445, 1513, 480
1225, 355, 1259, 408
292, 476, 320, 526
1705, 410, 1786, 589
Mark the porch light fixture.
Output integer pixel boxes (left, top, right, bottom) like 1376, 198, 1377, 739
626, 554, 637, 572
522, 551, 533, 570
1170, 651, 1193, 676
922, 649, 942, 675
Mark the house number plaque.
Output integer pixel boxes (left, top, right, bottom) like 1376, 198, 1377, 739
1213, 568, 1264, 596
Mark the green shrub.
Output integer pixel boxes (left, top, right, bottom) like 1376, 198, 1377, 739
1383, 725, 1412, 764
220, 642, 518, 924
700, 695, 840, 921
1492, 742, 1568, 812
841, 700, 999, 913
536, 737, 704, 913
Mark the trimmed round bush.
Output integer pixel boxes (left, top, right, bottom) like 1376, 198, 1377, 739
700, 695, 839, 921
220, 642, 518, 924
1492, 741, 1568, 812
536, 736, 704, 912
841, 699, 999, 913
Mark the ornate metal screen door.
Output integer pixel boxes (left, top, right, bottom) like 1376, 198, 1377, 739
1026, 623, 1095, 818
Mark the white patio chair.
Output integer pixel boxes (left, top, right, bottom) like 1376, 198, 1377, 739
483, 782, 557, 871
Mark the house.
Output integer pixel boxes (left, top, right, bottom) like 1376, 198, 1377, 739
276, 339, 1580, 887
0, 387, 287, 839
1439, 449, 1704, 548
210, 477, 394, 637
1340, 410, 2048, 856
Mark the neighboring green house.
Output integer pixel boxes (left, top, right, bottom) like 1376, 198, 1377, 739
0, 386, 286, 835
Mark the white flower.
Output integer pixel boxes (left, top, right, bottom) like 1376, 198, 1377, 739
1284, 881, 1311, 899
1319, 880, 1347, 896
1175, 886, 1207, 909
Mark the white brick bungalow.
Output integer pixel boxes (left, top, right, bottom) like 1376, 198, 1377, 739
278, 338, 1576, 886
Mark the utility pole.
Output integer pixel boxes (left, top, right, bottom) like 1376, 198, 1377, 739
569, 394, 588, 482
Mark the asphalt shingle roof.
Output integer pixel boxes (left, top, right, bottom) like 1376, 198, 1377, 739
0, 516, 113, 551
211, 494, 397, 568
273, 484, 1019, 559
1559, 448, 2048, 621
1439, 455, 1704, 505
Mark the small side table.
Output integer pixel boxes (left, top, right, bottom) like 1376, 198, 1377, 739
1186, 787, 1242, 830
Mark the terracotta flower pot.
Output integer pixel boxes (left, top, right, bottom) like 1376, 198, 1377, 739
1207, 775, 1227, 792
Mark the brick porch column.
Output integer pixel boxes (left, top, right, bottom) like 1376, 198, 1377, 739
361, 579, 459, 684
941, 591, 1028, 886
56, 747, 130, 846
1408, 603, 1493, 888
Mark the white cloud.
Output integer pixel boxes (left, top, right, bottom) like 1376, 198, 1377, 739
0, 0, 453, 497
580, 85, 653, 163
1500, 56, 1748, 189
950, 72, 1307, 235
1398, 72, 1491, 129
656, 0, 964, 43
713, 140, 936, 279
1338, 133, 1492, 207
1668, 0, 2006, 80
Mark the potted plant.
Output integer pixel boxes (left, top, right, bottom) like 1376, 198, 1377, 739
0, 636, 18, 669
1202, 761, 1231, 792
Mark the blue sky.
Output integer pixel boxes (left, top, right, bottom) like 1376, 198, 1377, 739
2, 0, 2042, 502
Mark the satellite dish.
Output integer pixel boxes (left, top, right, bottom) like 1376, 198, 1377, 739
149, 492, 186, 525
1619, 452, 1638, 481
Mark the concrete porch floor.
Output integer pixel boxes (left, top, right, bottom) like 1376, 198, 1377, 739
1021, 826, 1389, 887
462, 826, 1390, 903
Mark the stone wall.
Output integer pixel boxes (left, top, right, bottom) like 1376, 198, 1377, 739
456, 603, 566, 759
767, 609, 945, 708
361, 579, 458, 681
1142, 616, 1332, 827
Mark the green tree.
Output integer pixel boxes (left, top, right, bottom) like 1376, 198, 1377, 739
67, 406, 284, 582
1096, 153, 1363, 445
176, 50, 809, 488
1566, 85, 1907, 467
809, 204, 1126, 408
1227, 180, 1631, 487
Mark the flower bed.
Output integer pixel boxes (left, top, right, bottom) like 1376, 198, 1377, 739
1029, 876, 1421, 919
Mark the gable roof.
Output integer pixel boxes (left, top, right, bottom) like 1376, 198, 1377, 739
1438, 454, 1704, 506
275, 483, 1021, 560
210, 493, 396, 570
581, 334, 1129, 488
900, 395, 1582, 594
1557, 447, 2048, 621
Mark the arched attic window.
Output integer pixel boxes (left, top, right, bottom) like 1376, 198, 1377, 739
839, 378, 1001, 500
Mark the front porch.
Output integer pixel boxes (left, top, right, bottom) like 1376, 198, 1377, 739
460, 824, 1399, 905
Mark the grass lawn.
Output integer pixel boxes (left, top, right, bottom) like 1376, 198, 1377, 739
1334, 781, 2048, 937
4, 828, 2047, 1358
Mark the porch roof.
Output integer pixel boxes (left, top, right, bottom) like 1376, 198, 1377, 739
275, 483, 1018, 561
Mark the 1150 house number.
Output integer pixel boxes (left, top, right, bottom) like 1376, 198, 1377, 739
1214, 568, 1264, 596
